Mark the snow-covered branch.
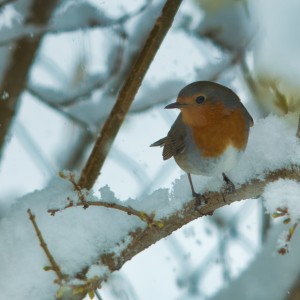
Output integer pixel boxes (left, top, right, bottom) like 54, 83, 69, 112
1, 113, 299, 299
99, 168, 300, 274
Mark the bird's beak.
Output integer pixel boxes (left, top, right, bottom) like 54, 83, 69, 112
164, 102, 186, 109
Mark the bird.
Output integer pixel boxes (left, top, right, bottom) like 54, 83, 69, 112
150, 81, 253, 207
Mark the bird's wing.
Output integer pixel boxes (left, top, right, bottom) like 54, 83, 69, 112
245, 108, 254, 127
150, 114, 186, 160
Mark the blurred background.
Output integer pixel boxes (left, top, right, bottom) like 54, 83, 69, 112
0, 0, 299, 299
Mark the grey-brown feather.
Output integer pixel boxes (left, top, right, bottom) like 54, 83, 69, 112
150, 114, 186, 160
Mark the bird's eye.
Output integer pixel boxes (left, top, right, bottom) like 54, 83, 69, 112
195, 95, 205, 104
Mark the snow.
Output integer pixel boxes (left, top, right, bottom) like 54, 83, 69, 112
0, 5, 22, 29
263, 179, 300, 224
86, 265, 109, 279
0, 175, 143, 299
262, 179, 300, 254
227, 113, 300, 186
0, 113, 298, 299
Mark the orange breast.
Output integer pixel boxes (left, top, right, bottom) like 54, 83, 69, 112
181, 102, 249, 158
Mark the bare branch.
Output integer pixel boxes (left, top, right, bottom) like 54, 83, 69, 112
27, 86, 91, 130
49, 172, 162, 227
0, 0, 15, 8
0, 0, 59, 158
78, 0, 184, 190
48, 200, 162, 228
0, 1, 150, 45
286, 274, 300, 300
27, 209, 66, 281
26, 28, 125, 109
50, 0, 150, 34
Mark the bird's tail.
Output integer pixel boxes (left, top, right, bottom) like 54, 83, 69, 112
150, 137, 167, 147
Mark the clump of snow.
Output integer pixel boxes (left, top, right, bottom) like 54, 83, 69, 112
99, 185, 119, 204
276, 230, 291, 251
87, 265, 109, 279
0, 5, 23, 29
262, 179, 300, 254
263, 179, 300, 223
228, 113, 300, 186
0, 175, 143, 300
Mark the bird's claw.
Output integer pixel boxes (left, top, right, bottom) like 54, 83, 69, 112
221, 173, 236, 203
223, 181, 236, 194
193, 193, 208, 210
221, 181, 236, 202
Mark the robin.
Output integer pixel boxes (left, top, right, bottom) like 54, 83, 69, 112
150, 81, 253, 206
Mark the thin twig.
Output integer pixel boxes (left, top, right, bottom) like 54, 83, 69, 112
0, 0, 150, 46
27, 209, 65, 281
48, 200, 162, 228
0, 0, 15, 8
27, 29, 125, 109
94, 289, 104, 300
27, 87, 92, 130
28, 79, 105, 108
78, 0, 184, 190
53, 171, 162, 227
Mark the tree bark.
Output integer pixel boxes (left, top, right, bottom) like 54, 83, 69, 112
78, 0, 184, 190
0, 0, 59, 158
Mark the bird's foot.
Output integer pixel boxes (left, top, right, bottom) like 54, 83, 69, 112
222, 181, 236, 195
221, 173, 236, 202
193, 192, 208, 209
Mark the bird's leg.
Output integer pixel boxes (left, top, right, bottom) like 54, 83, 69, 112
187, 173, 207, 208
221, 172, 236, 202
